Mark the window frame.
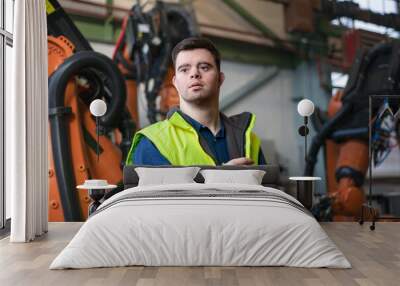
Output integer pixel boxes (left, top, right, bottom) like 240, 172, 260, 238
0, 0, 13, 232
0, 0, 3, 230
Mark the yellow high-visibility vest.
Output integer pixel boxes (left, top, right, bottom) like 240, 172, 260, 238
126, 111, 261, 165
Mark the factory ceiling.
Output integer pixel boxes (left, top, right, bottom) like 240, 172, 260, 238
57, 0, 399, 69
58, 0, 286, 47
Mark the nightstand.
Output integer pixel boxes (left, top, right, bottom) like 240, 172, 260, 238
77, 180, 117, 215
289, 176, 321, 210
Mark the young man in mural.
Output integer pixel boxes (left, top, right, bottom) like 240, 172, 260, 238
126, 37, 266, 166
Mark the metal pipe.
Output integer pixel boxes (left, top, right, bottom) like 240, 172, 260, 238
321, 0, 400, 31
221, 0, 284, 48
62, 0, 129, 13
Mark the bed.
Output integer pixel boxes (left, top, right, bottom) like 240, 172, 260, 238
49, 165, 351, 269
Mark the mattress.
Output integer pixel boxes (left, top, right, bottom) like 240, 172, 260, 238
50, 183, 351, 269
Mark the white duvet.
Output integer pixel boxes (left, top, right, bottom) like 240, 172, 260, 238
50, 183, 351, 269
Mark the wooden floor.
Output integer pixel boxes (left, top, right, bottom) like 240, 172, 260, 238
0, 222, 399, 286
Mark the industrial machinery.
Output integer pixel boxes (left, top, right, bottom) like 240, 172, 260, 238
46, 0, 197, 221
112, 0, 198, 124
278, 0, 400, 221
309, 41, 400, 221
46, 0, 399, 222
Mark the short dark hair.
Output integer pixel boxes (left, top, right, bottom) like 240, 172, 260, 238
171, 37, 221, 71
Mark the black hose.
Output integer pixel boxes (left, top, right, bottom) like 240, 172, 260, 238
304, 104, 352, 176
305, 42, 399, 177
48, 51, 126, 221
48, 106, 80, 221
49, 51, 126, 128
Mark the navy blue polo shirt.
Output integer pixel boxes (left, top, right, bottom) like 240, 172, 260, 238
133, 113, 266, 165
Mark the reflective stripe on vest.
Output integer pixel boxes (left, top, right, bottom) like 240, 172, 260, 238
245, 114, 261, 163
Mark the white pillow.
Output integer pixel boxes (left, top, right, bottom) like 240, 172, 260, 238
135, 167, 200, 186
200, 169, 266, 185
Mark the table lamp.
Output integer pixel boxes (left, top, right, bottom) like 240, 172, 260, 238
297, 99, 315, 163
89, 99, 107, 162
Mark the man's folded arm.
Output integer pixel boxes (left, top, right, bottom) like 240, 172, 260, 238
133, 137, 266, 165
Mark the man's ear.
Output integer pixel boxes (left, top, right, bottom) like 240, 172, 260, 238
219, 72, 225, 86
172, 75, 177, 88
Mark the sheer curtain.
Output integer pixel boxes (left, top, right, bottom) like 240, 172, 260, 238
7, 0, 48, 242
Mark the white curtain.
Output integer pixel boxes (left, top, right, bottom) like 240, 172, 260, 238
7, 0, 48, 242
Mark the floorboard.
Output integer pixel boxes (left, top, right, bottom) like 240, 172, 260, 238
0, 222, 399, 286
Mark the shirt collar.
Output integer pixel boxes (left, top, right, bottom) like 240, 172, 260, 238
179, 111, 225, 137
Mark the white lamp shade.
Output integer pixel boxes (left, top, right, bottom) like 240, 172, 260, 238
89, 99, 107, 117
297, 99, 315, 117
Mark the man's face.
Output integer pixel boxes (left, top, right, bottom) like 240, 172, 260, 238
173, 48, 224, 105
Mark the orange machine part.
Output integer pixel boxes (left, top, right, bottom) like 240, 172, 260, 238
159, 67, 179, 116
331, 140, 368, 217
335, 140, 369, 171
64, 83, 91, 220
332, 179, 365, 217
48, 36, 76, 221
48, 36, 123, 221
325, 139, 340, 197
49, 81, 122, 221
79, 101, 123, 182
49, 79, 123, 221
49, 82, 91, 221
327, 90, 343, 118
48, 35, 75, 77
325, 90, 369, 220
48, 130, 64, 221
325, 90, 344, 196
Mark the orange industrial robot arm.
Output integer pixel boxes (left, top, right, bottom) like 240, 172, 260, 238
308, 41, 400, 221
47, 0, 199, 221
47, 0, 126, 221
